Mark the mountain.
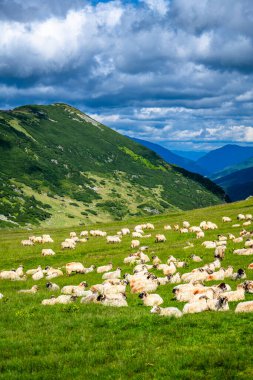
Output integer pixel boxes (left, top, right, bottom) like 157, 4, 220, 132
215, 167, 253, 201
196, 144, 253, 175
212, 156, 253, 180
0, 103, 226, 228
130, 137, 204, 174
171, 150, 207, 161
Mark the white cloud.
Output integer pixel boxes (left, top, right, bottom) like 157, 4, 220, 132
142, 0, 169, 16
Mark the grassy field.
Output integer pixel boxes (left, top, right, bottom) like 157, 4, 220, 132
1, 198, 253, 379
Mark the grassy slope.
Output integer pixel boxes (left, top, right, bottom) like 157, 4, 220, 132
0, 103, 225, 228
1, 198, 253, 379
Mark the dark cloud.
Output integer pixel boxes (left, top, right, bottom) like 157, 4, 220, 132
0, 0, 252, 149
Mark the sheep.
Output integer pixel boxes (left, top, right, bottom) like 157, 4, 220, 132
102, 268, 121, 280
61, 241, 76, 250
130, 276, 159, 294
42, 295, 77, 305
183, 299, 209, 314
32, 268, 44, 281
233, 237, 244, 243
235, 301, 253, 313
139, 292, 163, 307
146, 223, 155, 230
0, 293, 3, 299
150, 305, 182, 318
228, 233, 236, 240
61, 281, 88, 296
164, 225, 172, 230
207, 296, 229, 311
180, 228, 188, 233
80, 230, 88, 237
41, 249, 55, 256
214, 245, 226, 260
191, 254, 202, 262
156, 262, 177, 275
106, 236, 121, 244
220, 284, 245, 302
231, 268, 246, 280
46, 268, 63, 280
46, 282, 60, 291
41, 296, 57, 305
173, 224, 180, 231
65, 262, 86, 276
183, 221, 190, 228
189, 226, 202, 233
167, 273, 181, 284
237, 214, 246, 221
96, 294, 128, 307
131, 240, 140, 249
21, 240, 34, 246
183, 242, 194, 249
155, 234, 166, 243
42, 235, 54, 243
97, 263, 113, 274
242, 281, 253, 294
121, 228, 130, 236
70, 232, 77, 238
18, 285, 39, 294
234, 248, 253, 255
248, 263, 253, 269
222, 216, 232, 222
26, 266, 42, 276
202, 241, 216, 249
196, 231, 205, 239
152, 255, 161, 265
245, 239, 253, 248
243, 221, 251, 226
245, 214, 253, 220
232, 224, 241, 228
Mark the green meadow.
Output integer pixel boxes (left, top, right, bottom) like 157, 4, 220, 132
1, 198, 253, 379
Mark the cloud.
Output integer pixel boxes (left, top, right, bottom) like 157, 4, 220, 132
0, 0, 252, 150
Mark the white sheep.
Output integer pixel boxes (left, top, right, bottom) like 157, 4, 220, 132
155, 234, 166, 243
102, 268, 121, 280
235, 301, 253, 313
222, 216, 232, 222
106, 236, 121, 244
18, 285, 39, 294
150, 305, 182, 318
139, 292, 163, 306
131, 240, 140, 249
183, 299, 209, 314
41, 249, 55, 256
97, 263, 113, 274
46, 282, 60, 291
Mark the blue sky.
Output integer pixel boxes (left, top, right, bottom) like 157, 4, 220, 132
0, 0, 253, 151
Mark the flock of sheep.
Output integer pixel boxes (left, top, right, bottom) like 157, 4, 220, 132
1, 212, 253, 317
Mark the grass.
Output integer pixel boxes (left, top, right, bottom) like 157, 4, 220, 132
1, 198, 253, 379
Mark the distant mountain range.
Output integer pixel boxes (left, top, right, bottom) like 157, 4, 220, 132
171, 150, 207, 161
129, 138, 253, 202
0, 104, 226, 228
130, 137, 204, 174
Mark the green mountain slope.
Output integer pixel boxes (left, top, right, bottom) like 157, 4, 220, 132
0, 103, 226, 228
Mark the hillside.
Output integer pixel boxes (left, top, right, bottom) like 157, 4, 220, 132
0, 103, 226, 228
171, 149, 207, 161
215, 166, 253, 201
130, 137, 204, 174
197, 144, 253, 175
0, 198, 253, 379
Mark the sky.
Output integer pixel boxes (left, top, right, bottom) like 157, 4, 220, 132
0, 0, 253, 151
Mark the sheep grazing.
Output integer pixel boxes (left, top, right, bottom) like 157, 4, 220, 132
80, 230, 88, 237
243, 221, 251, 226
26, 266, 42, 276
237, 214, 246, 221
232, 224, 241, 228
183, 221, 190, 228
42, 295, 77, 305
155, 234, 166, 243
235, 301, 253, 313
222, 216, 232, 222
242, 281, 253, 294
61, 240, 76, 250
196, 231, 205, 239
139, 292, 163, 307
246, 214, 253, 220
0, 267, 25, 281
102, 268, 121, 280
41, 249, 55, 256
233, 237, 244, 244
46, 268, 63, 280
42, 235, 54, 243
152, 255, 161, 265
18, 285, 39, 294
245, 239, 253, 248
202, 241, 216, 249
121, 228, 130, 235
46, 282, 60, 291
180, 228, 188, 233
70, 232, 77, 238
21, 240, 34, 246
164, 225, 172, 230
97, 263, 113, 274
131, 240, 140, 249
106, 236, 121, 244
150, 305, 182, 318
0, 293, 3, 299
214, 245, 226, 260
